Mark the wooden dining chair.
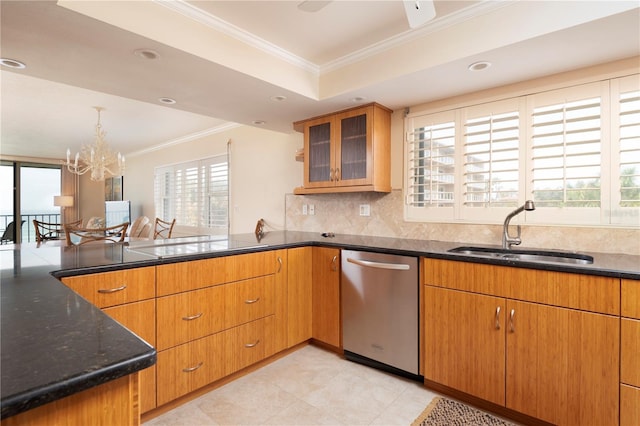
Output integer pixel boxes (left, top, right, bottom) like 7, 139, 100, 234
34, 219, 81, 242
63, 222, 129, 246
153, 218, 176, 240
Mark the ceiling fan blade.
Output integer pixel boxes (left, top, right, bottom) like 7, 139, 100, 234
403, 0, 436, 28
297, 1, 332, 13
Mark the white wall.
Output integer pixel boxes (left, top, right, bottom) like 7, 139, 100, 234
123, 124, 303, 235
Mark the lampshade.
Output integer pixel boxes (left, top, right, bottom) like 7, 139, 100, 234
53, 195, 74, 208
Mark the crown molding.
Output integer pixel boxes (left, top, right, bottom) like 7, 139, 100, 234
126, 122, 242, 157
321, 0, 514, 73
154, 0, 320, 75
156, 0, 513, 78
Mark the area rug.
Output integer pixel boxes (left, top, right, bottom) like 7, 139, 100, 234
411, 397, 516, 426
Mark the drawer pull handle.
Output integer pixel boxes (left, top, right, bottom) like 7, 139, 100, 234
277, 257, 283, 273
331, 255, 338, 271
97, 284, 127, 294
495, 306, 501, 330
244, 340, 260, 348
182, 313, 203, 321
245, 298, 260, 304
182, 362, 203, 372
509, 309, 516, 333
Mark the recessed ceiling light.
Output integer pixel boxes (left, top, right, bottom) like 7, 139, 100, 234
252, 120, 266, 125
468, 61, 492, 71
134, 49, 160, 60
158, 97, 176, 105
350, 96, 367, 102
270, 95, 287, 102
0, 58, 26, 69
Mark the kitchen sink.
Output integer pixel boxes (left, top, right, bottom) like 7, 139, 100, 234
448, 246, 594, 265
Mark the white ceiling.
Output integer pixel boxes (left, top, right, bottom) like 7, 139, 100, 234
1, 0, 638, 160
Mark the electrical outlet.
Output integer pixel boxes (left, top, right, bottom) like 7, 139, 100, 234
359, 204, 371, 216
302, 204, 308, 215
309, 204, 315, 215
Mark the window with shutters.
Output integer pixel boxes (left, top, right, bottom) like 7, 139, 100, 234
404, 76, 639, 227
154, 154, 229, 235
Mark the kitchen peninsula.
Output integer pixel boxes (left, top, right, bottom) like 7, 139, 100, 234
2, 231, 638, 425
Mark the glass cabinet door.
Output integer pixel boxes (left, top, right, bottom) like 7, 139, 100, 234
304, 118, 334, 188
336, 107, 372, 186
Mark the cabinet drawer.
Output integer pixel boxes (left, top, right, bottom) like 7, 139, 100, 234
156, 332, 225, 406
622, 318, 640, 387
621, 384, 640, 426
422, 258, 619, 314
622, 279, 640, 319
62, 267, 155, 308
224, 276, 274, 329
156, 251, 277, 296
224, 318, 267, 376
156, 285, 225, 351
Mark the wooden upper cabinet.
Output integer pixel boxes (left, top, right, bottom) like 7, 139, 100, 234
294, 102, 391, 194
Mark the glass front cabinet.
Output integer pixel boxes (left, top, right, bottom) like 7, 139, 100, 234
294, 103, 392, 194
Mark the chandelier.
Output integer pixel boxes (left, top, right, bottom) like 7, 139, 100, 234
63, 106, 125, 181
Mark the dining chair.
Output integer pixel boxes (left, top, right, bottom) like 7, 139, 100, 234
153, 218, 176, 239
34, 219, 82, 243
63, 222, 129, 246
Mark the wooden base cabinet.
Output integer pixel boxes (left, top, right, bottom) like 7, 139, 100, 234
424, 287, 505, 405
505, 301, 619, 425
287, 247, 313, 347
63, 268, 157, 414
621, 279, 640, 426
312, 247, 341, 348
3, 374, 140, 426
423, 258, 620, 426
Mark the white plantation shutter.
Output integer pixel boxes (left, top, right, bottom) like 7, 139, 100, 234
405, 111, 456, 221
154, 154, 228, 234
531, 96, 602, 207
611, 75, 640, 225
463, 103, 521, 209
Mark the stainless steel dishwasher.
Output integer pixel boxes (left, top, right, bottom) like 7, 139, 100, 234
341, 250, 420, 379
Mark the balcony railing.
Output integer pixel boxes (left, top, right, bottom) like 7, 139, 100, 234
1, 213, 61, 243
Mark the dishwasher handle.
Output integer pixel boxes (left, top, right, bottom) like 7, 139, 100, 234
346, 257, 411, 271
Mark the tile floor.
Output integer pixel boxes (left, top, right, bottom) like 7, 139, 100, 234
144, 344, 439, 425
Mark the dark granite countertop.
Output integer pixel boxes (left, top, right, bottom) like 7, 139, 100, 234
2, 231, 638, 419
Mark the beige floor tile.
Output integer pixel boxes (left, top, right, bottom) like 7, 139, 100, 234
145, 345, 438, 426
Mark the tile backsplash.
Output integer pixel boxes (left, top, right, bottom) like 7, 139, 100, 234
285, 190, 640, 256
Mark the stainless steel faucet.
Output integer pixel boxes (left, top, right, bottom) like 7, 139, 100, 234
502, 200, 535, 249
